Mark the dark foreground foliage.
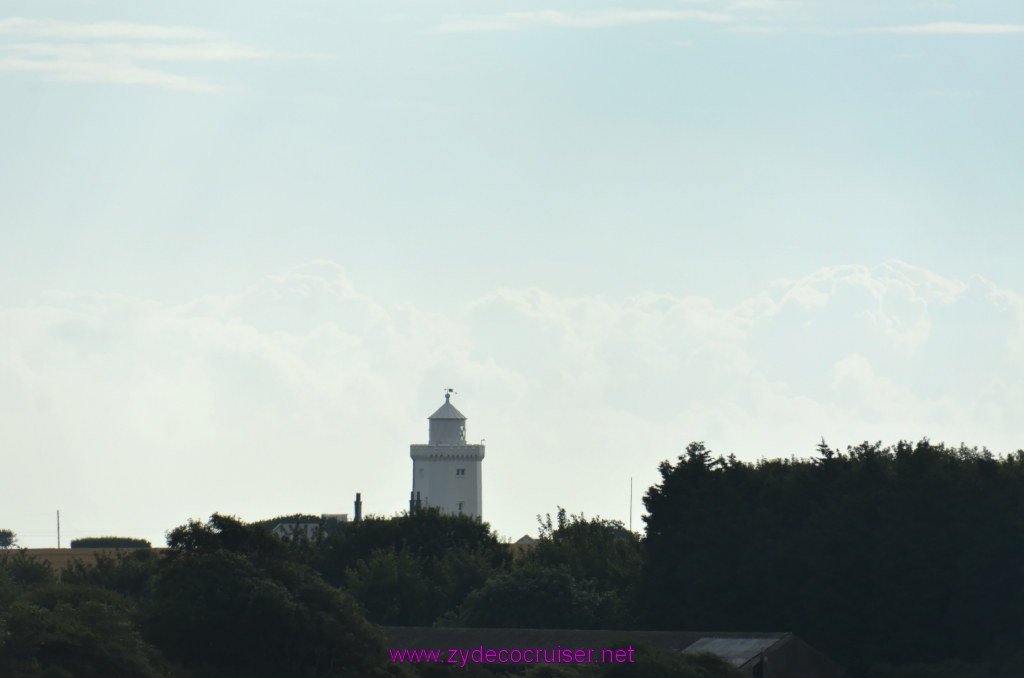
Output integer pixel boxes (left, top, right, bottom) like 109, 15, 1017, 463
315, 509, 511, 627
408, 644, 743, 678
0, 550, 167, 677
642, 439, 1024, 677
1, 517, 393, 677
3, 438, 1022, 677
440, 509, 641, 630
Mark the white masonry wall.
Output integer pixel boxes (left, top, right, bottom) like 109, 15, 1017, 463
410, 443, 485, 518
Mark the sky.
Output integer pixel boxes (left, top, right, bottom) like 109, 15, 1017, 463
2, 0, 1023, 548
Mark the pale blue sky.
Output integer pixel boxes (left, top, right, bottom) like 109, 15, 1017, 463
2, 1, 1023, 546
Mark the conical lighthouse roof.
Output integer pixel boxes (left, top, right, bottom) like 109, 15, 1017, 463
429, 393, 466, 420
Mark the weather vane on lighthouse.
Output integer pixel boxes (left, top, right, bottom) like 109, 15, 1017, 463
444, 387, 457, 401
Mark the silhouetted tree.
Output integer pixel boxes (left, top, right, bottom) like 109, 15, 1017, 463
641, 439, 1024, 676
151, 514, 390, 677
315, 507, 508, 626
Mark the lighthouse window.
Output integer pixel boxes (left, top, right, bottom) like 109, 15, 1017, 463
457, 501, 464, 513
456, 468, 466, 477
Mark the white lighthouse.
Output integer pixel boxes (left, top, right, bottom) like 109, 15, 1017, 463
410, 390, 485, 519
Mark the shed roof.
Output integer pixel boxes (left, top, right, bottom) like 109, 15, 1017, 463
683, 637, 781, 668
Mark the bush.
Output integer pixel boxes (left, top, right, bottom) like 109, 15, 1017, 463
70, 537, 152, 549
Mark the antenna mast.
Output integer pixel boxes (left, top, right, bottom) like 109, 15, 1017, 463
629, 477, 633, 533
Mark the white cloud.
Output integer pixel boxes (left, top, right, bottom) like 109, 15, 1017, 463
725, 25, 788, 34
0, 55, 226, 93
862, 22, 1024, 35
766, 261, 970, 350
435, 10, 734, 33
0, 17, 280, 93
831, 353, 920, 418
0, 17, 220, 41
731, 1, 803, 11
781, 283, 829, 308
6, 41, 274, 61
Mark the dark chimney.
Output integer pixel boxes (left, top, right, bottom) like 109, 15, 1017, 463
354, 492, 362, 522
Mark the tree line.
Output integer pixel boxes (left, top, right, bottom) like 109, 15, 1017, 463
0, 511, 735, 677
2, 437, 1023, 677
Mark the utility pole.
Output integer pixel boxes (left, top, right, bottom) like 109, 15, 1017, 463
56, 510, 61, 549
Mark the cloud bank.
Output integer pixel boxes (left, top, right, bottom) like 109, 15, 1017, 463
2, 260, 1022, 546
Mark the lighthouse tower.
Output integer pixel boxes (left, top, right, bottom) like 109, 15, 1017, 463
410, 391, 485, 519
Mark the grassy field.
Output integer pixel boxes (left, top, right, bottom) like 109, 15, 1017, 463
24, 547, 167, 571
